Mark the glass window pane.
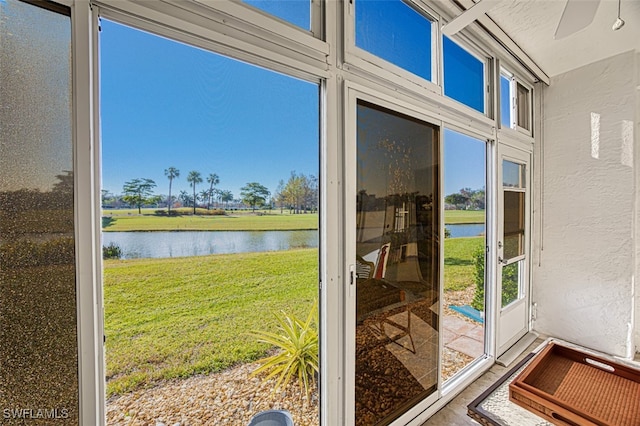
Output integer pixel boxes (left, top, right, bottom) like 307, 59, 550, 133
500, 74, 512, 128
443, 36, 485, 113
0, 1, 79, 423
100, 19, 320, 423
242, 0, 311, 31
517, 82, 531, 130
355, 0, 433, 81
443, 129, 486, 381
503, 160, 525, 188
501, 260, 521, 307
356, 100, 439, 425
503, 191, 525, 259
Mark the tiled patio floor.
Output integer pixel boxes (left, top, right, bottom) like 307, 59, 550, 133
443, 314, 484, 359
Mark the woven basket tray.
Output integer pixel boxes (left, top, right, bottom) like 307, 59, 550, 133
509, 342, 640, 426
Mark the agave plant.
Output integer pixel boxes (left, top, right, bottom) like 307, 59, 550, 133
251, 302, 319, 397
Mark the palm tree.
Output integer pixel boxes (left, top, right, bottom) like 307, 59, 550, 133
187, 170, 203, 214
200, 189, 210, 209
164, 167, 180, 215
206, 173, 220, 209
219, 190, 233, 210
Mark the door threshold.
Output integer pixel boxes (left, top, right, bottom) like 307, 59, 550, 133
497, 331, 538, 367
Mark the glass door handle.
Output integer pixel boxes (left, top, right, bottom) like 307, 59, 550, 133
498, 256, 508, 265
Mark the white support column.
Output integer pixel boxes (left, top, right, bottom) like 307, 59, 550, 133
71, 0, 105, 424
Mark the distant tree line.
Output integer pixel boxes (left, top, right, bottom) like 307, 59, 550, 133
444, 187, 485, 210
102, 168, 318, 214
273, 172, 318, 214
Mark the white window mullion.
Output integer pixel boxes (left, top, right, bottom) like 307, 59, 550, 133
71, 0, 104, 425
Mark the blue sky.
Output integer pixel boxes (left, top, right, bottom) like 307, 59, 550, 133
444, 130, 485, 195
100, 2, 485, 200
100, 19, 319, 200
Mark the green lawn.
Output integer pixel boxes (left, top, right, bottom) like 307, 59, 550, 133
444, 210, 485, 224
104, 235, 480, 397
102, 210, 318, 232
104, 248, 318, 396
103, 209, 474, 231
444, 236, 483, 292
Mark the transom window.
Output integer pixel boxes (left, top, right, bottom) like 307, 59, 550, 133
500, 68, 532, 132
242, 0, 311, 31
355, 0, 434, 82
443, 35, 486, 113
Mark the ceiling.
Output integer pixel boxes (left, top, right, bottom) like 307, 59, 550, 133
482, 0, 640, 77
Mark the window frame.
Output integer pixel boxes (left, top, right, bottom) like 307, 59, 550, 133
91, 2, 331, 425
50, 0, 543, 424
441, 32, 491, 117
344, 0, 442, 96
344, 82, 444, 425
499, 66, 533, 136
222, 0, 323, 39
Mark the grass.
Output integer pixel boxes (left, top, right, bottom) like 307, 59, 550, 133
444, 210, 485, 224
102, 219, 481, 396
102, 210, 318, 232
444, 236, 484, 292
104, 248, 318, 396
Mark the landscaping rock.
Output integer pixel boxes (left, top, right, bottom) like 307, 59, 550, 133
107, 362, 318, 425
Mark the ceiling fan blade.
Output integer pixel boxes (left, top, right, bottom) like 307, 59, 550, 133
554, 0, 600, 39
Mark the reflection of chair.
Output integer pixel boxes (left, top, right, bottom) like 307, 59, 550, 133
356, 278, 416, 353
368, 291, 415, 354
356, 255, 374, 279
247, 409, 294, 426
373, 243, 390, 279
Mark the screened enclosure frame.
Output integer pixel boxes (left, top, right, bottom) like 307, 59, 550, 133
12, 0, 542, 424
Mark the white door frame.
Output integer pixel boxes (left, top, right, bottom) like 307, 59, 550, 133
344, 83, 444, 425
496, 143, 531, 355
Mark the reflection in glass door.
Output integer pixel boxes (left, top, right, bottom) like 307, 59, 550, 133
355, 100, 440, 425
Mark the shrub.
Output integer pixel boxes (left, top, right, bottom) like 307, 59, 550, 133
251, 301, 318, 397
471, 246, 520, 311
470, 245, 485, 311
103, 242, 122, 259
501, 263, 520, 307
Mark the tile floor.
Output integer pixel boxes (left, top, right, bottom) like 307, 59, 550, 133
442, 314, 484, 359
421, 338, 544, 425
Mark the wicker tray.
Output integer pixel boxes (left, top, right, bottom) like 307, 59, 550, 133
509, 342, 640, 426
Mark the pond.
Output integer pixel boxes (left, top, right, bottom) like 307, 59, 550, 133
102, 230, 318, 259
446, 223, 485, 238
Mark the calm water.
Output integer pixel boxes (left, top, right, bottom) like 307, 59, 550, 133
103, 230, 318, 259
447, 223, 485, 238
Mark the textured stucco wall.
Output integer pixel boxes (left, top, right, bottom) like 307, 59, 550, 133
635, 51, 640, 353
533, 51, 637, 358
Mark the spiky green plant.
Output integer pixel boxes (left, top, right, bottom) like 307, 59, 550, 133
251, 302, 318, 397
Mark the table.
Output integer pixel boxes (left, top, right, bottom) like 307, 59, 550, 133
468, 338, 640, 425
467, 352, 553, 426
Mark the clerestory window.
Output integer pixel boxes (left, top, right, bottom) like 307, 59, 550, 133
355, 0, 435, 82
500, 68, 532, 133
443, 35, 487, 114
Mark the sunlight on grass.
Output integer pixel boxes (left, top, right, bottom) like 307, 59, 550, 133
444, 210, 485, 224
444, 236, 484, 292
102, 210, 318, 232
104, 248, 318, 396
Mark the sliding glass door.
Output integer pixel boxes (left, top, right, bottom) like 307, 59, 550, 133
351, 98, 440, 425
